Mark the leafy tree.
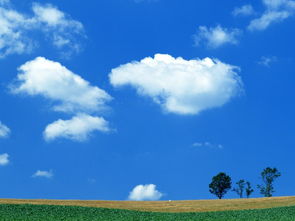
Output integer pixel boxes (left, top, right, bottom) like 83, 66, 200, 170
209, 172, 232, 199
233, 179, 246, 198
245, 181, 254, 198
257, 167, 281, 197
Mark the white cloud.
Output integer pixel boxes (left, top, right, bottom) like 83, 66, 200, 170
263, 0, 295, 9
248, 0, 295, 31
232, 5, 255, 16
12, 57, 112, 142
248, 10, 290, 30
0, 7, 34, 57
44, 114, 110, 141
193, 142, 223, 149
194, 25, 241, 48
0, 122, 10, 138
31, 3, 85, 56
110, 54, 242, 115
128, 184, 163, 201
32, 170, 53, 178
32, 3, 66, 26
12, 57, 111, 114
0, 2, 84, 58
258, 56, 277, 66
0, 153, 9, 166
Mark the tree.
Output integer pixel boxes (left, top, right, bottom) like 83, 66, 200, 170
257, 167, 281, 197
245, 181, 254, 198
233, 179, 246, 198
209, 172, 232, 199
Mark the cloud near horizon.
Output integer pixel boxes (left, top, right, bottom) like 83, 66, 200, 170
110, 54, 242, 115
128, 184, 163, 201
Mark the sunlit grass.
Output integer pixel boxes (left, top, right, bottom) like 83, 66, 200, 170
0, 196, 294, 212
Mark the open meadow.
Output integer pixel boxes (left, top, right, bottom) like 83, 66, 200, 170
1, 0, 295, 220
0, 197, 294, 220
0, 196, 294, 212
0, 202, 294, 221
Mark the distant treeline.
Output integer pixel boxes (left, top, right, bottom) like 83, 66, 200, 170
209, 167, 281, 199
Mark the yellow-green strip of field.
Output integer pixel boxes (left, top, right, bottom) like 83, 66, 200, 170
0, 196, 294, 212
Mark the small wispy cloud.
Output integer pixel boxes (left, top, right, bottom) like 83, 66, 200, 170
0, 2, 85, 58
258, 56, 277, 67
192, 142, 224, 150
248, 0, 295, 31
0, 122, 10, 138
32, 170, 54, 178
0, 153, 9, 166
232, 5, 255, 16
194, 25, 241, 48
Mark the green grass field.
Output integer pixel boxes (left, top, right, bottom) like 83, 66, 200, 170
2, 196, 295, 212
0, 204, 294, 221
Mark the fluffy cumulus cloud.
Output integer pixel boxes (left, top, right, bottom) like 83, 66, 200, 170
128, 184, 163, 201
0, 153, 9, 166
44, 114, 110, 141
248, 0, 295, 30
12, 57, 112, 142
194, 25, 241, 48
110, 54, 242, 115
32, 170, 53, 178
0, 122, 10, 138
0, 2, 84, 58
232, 5, 255, 16
12, 57, 111, 113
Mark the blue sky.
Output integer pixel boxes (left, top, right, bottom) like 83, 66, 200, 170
0, 0, 294, 201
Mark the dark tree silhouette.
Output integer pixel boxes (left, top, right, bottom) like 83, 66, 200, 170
245, 181, 254, 198
233, 179, 246, 198
209, 172, 232, 199
257, 167, 281, 197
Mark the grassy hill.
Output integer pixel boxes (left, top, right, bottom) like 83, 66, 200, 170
0, 196, 294, 212
0, 203, 294, 220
